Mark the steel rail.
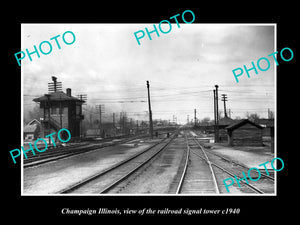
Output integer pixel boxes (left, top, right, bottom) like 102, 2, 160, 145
175, 135, 190, 194
190, 137, 220, 194
58, 132, 178, 194
24, 134, 171, 168
190, 139, 265, 194
198, 145, 274, 181
99, 134, 176, 193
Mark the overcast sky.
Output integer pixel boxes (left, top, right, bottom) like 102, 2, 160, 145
22, 23, 275, 124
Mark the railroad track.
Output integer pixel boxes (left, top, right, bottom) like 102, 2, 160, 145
175, 134, 220, 194
23, 132, 172, 168
190, 136, 275, 194
57, 131, 178, 194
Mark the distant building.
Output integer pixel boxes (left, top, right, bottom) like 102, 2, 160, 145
226, 119, 263, 146
85, 123, 116, 139
85, 129, 101, 139
33, 79, 84, 140
24, 119, 40, 141
265, 119, 274, 153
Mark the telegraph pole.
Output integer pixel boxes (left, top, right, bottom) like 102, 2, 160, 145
221, 94, 228, 117
120, 112, 123, 135
213, 90, 217, 142
194, 109, 197, 127
214, 85, 219, 142
123, 112, 126, 135
96, 104, 104, 137
99, 106, 102, 131
113, 113, 116, 136
77, 94, 87, 139
59, 95, 62, 129
146, 81, 153, 139
112, 112, 115, 128
45, 94, 51, 144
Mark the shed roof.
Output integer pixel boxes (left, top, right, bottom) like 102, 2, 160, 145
33, 91, 84, 103
256, 118, 274, 127
27, 119, 41, 125
24, 123, 39, 133
226, 119, 263, 131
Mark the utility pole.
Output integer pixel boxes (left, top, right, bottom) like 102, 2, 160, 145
146, 81, 154, 139
194, 109, 197, 127
214, 85, 219, 143
77, 94, 87, 139
221, 94, 228, 117
45, 94, 51, 145
213, 90, 217, 142
123, 112, 126, 135
99, 105, 102, 132
59, 95, 62, 129
120, 112, 123, 134
113, 113, 116, 136
113, 112, 115, 128
96, 104, 104, 137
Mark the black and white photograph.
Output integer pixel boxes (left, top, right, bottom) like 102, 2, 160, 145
21, 23, 276, 195
4, 4, 297, 220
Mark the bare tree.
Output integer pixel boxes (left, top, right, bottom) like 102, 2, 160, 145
246, 112, 260, 123
200, 117, 211, 126
268, 109, 274, 119
25, 104, 41, 123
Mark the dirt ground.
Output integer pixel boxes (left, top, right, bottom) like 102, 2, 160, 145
207, 143, 274, 169
23, 139, 158, 194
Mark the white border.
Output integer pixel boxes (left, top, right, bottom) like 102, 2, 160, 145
21, 24, 24, 195
21, 23, 277, 196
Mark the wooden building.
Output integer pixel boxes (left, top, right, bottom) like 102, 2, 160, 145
33, 83, 84, 141
226, 119, 263, 146
24, 119, 41, 141
266, 119, 274, 153
218, 116, 234, 142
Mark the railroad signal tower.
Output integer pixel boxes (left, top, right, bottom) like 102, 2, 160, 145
33, 77, 85, 140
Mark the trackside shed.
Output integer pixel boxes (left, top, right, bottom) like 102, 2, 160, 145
226, 119, 263, 146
